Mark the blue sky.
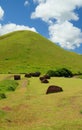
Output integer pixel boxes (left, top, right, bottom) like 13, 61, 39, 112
0, 0, 82, 54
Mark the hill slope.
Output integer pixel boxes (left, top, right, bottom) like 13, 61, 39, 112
0, 30, 82, 73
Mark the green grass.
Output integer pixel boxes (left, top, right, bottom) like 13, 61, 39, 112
78, 75, 82, 79
0, 110, 6, 118
0, 30, 82, 73
0, 79, 18, 100
0, 80, 18, 93
80, 110, 82, 114
0, 74, 82, 129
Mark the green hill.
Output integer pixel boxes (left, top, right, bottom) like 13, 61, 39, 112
0, 30, 82, 73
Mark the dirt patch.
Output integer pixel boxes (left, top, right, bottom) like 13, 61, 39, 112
2, 106, 12, 111
21, 79, 28, 88
16, 104, 28, 110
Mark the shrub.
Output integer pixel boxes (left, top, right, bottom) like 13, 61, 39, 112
47, 68, 73, 77
57, 68, 73, 77
0, 93, 6, 99
7, 86, 15, 91
0, 80, 18, 92
46, 70, 56, 77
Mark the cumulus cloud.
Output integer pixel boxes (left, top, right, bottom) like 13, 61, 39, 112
32, 0, 82, 49
0, 6, 4, 20
31, 0, 82, 22
24, 0, 29, 6
0, 23, 37, 36
49, 21, 82, 49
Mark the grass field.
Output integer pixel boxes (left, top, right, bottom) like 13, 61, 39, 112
0, 74, 82, 130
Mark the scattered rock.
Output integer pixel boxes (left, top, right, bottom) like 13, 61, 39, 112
39, 76, 45, 81
25, 73, 31, 78
30, 72, 41, 77
46, 85, 63, 94
14, 75, 21, 80
43, 75, 50, 79
41, 79, 49, 83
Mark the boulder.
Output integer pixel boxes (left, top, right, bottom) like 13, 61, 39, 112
39, 76, 45, 81
41, 79, 49, 83
44, 75, 50, 79
14, 75, 21, 80
46, 85, 63, 94
25, 73, 31, 78
30, 72, 41, 77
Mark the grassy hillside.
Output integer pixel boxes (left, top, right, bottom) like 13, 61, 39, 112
0, 75, 82, 130
0, 30, 82, 73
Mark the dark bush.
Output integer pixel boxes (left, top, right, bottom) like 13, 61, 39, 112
7, 86, 15, 91
46, 85, 63, 94
47, 68, 73, 77
0, 93, 6, 99
0, 80, 18, 93
46, 70, 56, 77
57, 68, 73, 77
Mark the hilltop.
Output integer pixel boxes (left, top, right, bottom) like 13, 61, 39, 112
0, 30, 82, 73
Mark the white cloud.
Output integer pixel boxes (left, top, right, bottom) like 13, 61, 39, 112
31, 0, 82, 22
24, 0, 29, 6
32, 0, 82, 49
0, 23, 37, 36
0, 6, 4, 20
49, 21, 82, 49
